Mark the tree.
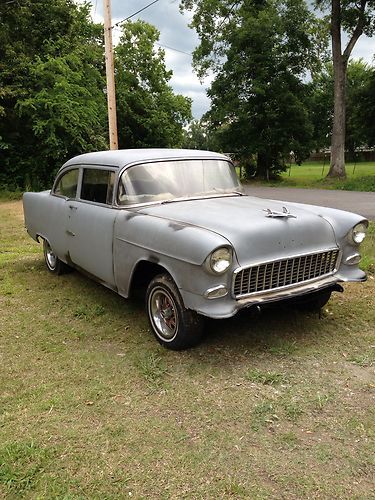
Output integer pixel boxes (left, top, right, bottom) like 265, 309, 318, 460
310, 60, 374, 155
115, 20, 192, 149
316, 0, 375, 178
181, 0, 325, 178
359, 66, 375, 147
0, 0, 107, 189
0, 5, 191, 190
182, 119, 220, 150
345, 60, 374, 156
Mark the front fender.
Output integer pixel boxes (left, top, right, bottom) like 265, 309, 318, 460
286, 202, 367, 241
286, 202, 368, 280
113, 210, 231, 297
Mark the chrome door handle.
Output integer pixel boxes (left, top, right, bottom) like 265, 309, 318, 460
66, 230, 76, 237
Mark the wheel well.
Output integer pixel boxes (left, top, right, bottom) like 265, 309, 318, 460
129, 261, 171, 297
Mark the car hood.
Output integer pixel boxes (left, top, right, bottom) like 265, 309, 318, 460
140, 196, 338, 266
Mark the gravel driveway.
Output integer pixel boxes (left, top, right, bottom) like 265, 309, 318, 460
243, 185, 375, 220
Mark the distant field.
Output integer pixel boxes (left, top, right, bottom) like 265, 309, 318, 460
0, 201, 374, 498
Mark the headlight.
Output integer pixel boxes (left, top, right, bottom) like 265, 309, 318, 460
209, 247, 232, 274
350, 222, 368, 244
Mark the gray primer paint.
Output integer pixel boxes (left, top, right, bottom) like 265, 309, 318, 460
23, 149, 367, 319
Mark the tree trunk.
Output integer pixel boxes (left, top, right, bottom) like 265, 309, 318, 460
327, 0, 347, 179
328, 58, 347, 178
256, 151, 272, 179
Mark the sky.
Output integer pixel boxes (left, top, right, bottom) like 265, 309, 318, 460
90, 0, 375, 119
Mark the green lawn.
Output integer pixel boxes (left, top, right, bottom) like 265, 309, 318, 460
284, 161, 374, 181
242, 161, 375, 191
1, 201, 374, 498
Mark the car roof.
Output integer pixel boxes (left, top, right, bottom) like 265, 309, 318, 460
61, 148, 229, 170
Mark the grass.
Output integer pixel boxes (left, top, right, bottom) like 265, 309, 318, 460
245, 368, 287, 386
244, 161, 375, 191
361, 222, 375, 273
1, 200, 374, 498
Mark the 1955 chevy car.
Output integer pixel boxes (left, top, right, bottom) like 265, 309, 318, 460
23, 149, 368, 350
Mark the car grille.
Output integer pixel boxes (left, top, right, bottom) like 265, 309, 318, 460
233, 249, 339, 298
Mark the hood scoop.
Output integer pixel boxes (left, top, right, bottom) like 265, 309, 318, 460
263, 206, 296, 218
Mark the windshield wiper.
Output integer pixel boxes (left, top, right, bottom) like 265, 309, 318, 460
212, 187, 245, 196
160, 191, 244, 204
161, 198, 179, 204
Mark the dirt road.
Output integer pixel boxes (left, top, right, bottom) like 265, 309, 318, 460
243, 185, 375, 220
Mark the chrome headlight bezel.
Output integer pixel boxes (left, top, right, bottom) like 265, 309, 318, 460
206, 247, 233, 275
349, 221, 368, 245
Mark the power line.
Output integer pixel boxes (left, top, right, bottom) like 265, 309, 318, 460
112, 0, 160, 28
109, 0, 192, 57
156, 42, 192, 57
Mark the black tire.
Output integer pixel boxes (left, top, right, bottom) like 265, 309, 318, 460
43, 239, 71, 275
296, 289, 332, 312
146, 273, 204, 350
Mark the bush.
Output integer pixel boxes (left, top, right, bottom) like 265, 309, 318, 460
341, 176, 375, 192
0, 187, 23, 200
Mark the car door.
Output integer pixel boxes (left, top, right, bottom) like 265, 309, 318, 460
66, 166, 117, 288
49, 167, 80, 260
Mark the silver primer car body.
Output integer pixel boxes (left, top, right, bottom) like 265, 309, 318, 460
23, 149, 368, 349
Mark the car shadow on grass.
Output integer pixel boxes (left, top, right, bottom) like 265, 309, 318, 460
195, 297, 336, 362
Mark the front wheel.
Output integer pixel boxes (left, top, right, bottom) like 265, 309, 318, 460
43, 239, 70, 275
146, 274, 204, 350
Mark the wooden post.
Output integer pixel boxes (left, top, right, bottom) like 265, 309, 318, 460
103, 0, 118, 150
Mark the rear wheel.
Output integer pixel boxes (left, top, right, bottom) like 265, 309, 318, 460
296, 289, 332, 312
146, 274, 204, 350
43, 239, 70, 275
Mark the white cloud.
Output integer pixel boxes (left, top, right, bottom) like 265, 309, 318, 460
350, 35, 375, 64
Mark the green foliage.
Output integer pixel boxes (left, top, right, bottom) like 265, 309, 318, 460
0, 6, 192, 190
340, 175, 375, 192
314, 1, 375, 178
182, 119, 220, 150
115, 20, 192, 149
181, 0, 324, 178
16, 51, 108, 182
357, 66, 375, 147
0, 0, 108, 189
310, 60, 375, 153
315, 1, 375, 38
241, 157, 257, 180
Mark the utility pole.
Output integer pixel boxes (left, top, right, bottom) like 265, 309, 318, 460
103, 0, 118, 149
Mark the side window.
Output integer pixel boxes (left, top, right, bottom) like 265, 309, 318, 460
80, 168, 115, 205
54, 169, 79, 198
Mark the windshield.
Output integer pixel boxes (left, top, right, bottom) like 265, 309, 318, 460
117, 159, 243, 205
